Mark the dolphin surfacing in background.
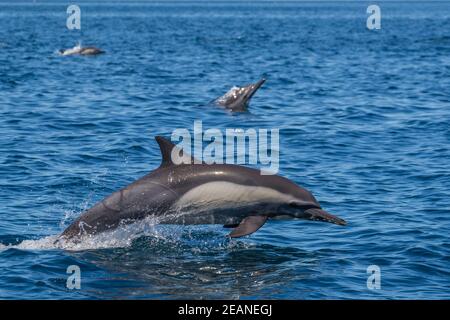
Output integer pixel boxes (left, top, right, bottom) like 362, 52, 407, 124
59, 44, 105, 56
214, 78, 266, 111
59, 136, 346, 241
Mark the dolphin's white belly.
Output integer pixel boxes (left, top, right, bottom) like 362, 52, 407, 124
61, 46, 82, 56
169, 181, 294, 225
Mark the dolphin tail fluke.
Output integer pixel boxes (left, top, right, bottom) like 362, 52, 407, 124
304, 208, 347, 226
228, 215, 268, 238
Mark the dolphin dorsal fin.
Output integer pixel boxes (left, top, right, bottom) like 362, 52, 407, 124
155, 136, 177, 167
155, 136, 201, 167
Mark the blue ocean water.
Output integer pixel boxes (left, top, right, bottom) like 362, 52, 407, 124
1, 1, 450, 299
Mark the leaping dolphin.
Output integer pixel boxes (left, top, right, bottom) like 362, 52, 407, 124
214, 78, 266, 111
59, 136, 346, 241
59, 44, 104, 56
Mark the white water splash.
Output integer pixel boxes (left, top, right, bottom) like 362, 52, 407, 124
1, 215, 232, 252
0, 216, 155, 251
58, 42, 82, 56
216, 86, 240, 104
8, 235, 61, 250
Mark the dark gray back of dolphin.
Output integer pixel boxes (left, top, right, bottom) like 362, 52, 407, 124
59, 136, 345, 240
215, 78, 266, 111
80, 47, 105, 55
58, 45, 104, 56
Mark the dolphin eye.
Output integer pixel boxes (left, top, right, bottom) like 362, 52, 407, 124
289, 200, 317, 210
289, 201, 303, 208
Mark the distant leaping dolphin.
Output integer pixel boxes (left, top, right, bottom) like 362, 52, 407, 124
59, 44, 104, 56
214, 78, 266, 111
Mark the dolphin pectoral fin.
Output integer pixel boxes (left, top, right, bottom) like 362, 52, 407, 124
228, 215, 268, 238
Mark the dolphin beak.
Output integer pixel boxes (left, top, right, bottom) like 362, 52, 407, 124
244, 78, 266, 101
250, 78, 266, 94
304, 208, 347, 226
